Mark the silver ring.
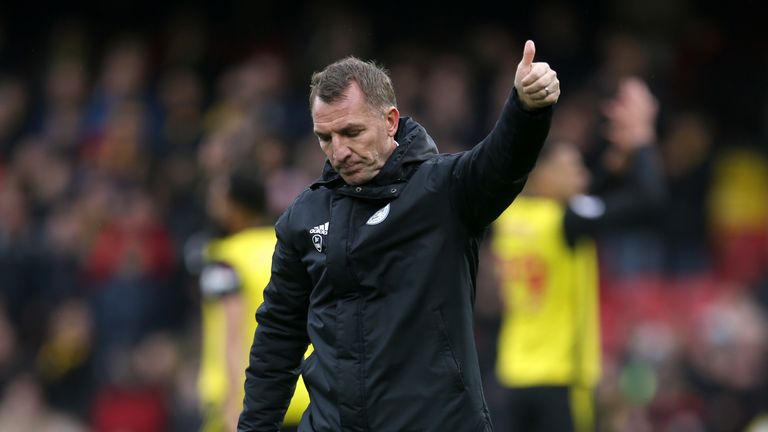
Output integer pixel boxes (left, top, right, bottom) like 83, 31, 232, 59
544, 86, 550, 96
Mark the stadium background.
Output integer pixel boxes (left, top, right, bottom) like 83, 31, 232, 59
0, 0, 766, 430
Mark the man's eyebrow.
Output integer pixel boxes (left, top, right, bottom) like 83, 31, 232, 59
339, 124, 365, 134
314, 123, 365, 136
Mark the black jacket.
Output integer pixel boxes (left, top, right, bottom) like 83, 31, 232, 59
239, 90, 552, 431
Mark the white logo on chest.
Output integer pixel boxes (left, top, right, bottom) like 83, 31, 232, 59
366, 203, 390, 225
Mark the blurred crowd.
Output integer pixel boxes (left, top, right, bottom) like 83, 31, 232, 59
0, 2, 767, 431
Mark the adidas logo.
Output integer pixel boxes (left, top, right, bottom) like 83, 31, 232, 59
309, 222, 329, 253
309, 222, 329, 235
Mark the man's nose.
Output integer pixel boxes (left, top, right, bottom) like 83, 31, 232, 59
331, 137, 352, 161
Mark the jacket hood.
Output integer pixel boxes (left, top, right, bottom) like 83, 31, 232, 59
312, 117, 438, 189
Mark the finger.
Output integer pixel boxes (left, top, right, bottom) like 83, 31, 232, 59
536, 87, 559, 101
528, 86, 550, 101
521, 62, 552, 87
523, 69, 556, 93
523, 69, 558, 96
540, 80, 561, 103
521, 40, 536, 68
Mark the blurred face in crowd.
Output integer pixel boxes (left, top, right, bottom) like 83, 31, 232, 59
312, 82, 399, 185
535, 142, 590, 202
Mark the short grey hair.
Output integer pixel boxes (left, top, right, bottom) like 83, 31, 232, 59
309, 56, 397, 114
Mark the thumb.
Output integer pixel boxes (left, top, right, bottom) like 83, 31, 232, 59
521, 40, 536, 68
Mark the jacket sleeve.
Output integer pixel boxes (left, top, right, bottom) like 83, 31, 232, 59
451, 88, 553, 232
563, 145, 665, 245
238, 209, 311, 431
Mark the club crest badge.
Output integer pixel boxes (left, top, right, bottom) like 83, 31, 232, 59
366, 203, 390, 225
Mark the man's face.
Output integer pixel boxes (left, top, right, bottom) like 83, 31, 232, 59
312, 82, 399, 185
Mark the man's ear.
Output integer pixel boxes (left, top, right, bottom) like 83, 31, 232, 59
385, 106, 400, 138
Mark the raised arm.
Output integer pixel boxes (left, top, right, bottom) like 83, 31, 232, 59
452, 40, 560, 232
564, 77, 665, 243
238, 211, 311, 431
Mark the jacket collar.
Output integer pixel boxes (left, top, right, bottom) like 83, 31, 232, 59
310, 117, 438, 190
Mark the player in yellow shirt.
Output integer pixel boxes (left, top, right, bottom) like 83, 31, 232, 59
198, 167, 309, 432
492, 77, 663, 431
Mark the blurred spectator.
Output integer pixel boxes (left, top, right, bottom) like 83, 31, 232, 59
685, 288, 768, 430
0, 77, 30, 158
34, 58, 89, 151
0, 371, 87, 432
90, 333, 177, 432
0, 173, 46, 357
197, 167, 309, 431
157, 68, 204, 152
85, 101, 151, 183
36, 299, 94, 418
84, 187, 175, 375
84, 36, 151, 126
12, 136, 74, 216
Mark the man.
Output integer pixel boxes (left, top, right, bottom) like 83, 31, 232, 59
199, 167, 310, 432
239, 41, 559, 431
491, 77, 663, 431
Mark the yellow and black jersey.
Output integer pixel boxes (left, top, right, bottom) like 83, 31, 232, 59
492, 196, 601, 389
198, 226, 310, 428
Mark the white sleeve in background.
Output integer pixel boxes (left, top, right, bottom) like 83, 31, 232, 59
200, 263, 241, 297
568, 194, 606, 219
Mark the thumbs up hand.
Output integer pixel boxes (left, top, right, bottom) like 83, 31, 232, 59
514, 40, 560, 110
